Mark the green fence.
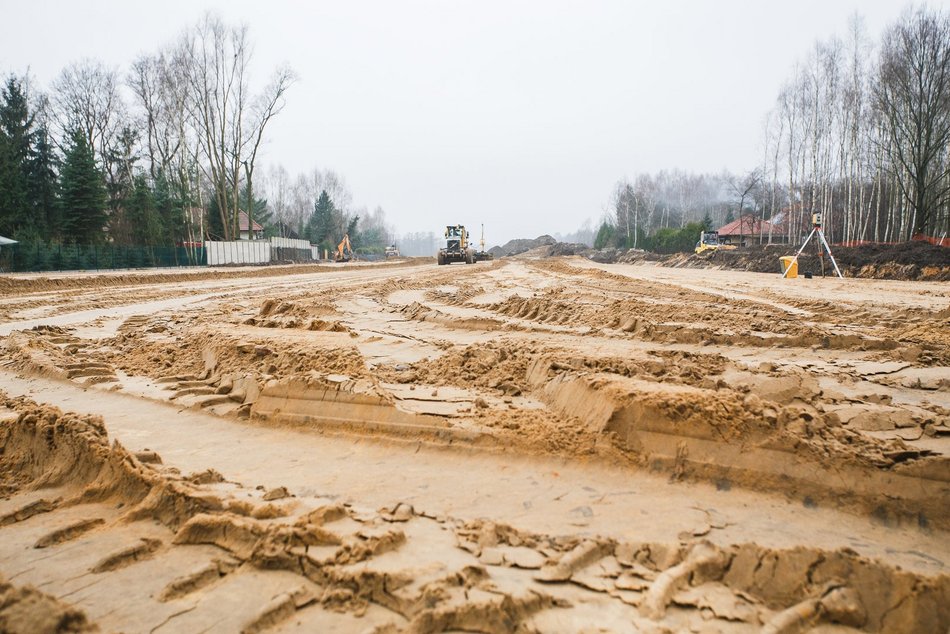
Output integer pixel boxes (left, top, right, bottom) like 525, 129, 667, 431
0, 243, 207, 273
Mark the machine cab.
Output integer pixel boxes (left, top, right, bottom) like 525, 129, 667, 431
445, 225, 466, 250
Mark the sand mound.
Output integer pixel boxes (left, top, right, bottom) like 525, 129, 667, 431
0, 575, 96, 634
0, 395, 226, 531
487, 235, 557, 258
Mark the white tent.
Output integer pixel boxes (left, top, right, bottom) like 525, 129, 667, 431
0, 235, 15, 272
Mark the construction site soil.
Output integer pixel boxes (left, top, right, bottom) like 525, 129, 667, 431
582, 241, 950, 282
0, 256, 948, 632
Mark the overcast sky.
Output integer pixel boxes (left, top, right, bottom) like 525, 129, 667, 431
1, 1, 938, 243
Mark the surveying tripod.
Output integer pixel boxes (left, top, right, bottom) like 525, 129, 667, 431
782, 213, 843, 279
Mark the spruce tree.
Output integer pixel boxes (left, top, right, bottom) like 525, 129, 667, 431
59, 129, 107, 244
27, 122, 59, 240
0, 76, 33, 237
153, 171, 185, 245
306, 190, 335, 251
346, 215, 360, 247
127, 175, 164, 245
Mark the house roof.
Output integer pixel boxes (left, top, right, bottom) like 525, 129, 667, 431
718, 215, 786, 237
238, 211, 264, 232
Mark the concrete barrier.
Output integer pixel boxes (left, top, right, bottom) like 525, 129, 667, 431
205, 241, 271, 266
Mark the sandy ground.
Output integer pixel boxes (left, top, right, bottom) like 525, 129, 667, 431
0, 256, 948, 633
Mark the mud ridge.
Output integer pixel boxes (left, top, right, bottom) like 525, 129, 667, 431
1, 394, 948, 631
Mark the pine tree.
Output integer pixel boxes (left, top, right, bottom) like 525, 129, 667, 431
104, 125, 139, 244
593, 221, 615, 249
306, 190, 335, 251
27, 122, 59, 240
59, 129, 107, 244
127, 175, 164, 245
346, 215, 360, 248
0, 76, 33, 237
153, 171, 186, 244
0, 130, 16, 235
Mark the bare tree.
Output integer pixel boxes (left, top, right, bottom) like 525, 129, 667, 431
613, 179, 634, 246
129, 49, 190, 179
876, 6, 950, 236
183, 14, 293, 240
53, 59, 137, 233
241, 65, 295, 239
263, 164, 292, 235
728, 169, 762, 246
52, 59, 124, 159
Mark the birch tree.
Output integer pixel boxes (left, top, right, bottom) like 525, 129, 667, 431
876, 6, 950, 236
184, 14, 293, 240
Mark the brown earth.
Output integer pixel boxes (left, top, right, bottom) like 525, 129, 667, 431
607, 241, 950, 282
0, 255, 948, 632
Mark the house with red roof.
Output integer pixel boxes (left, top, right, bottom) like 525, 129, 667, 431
717, 214, 788, 247
238, 211, 265, 241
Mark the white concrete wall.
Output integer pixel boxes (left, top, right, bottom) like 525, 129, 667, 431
205, 240, 271, 266
270, 237, 311, 250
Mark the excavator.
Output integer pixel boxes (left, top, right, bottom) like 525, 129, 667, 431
335, 234, 354, 262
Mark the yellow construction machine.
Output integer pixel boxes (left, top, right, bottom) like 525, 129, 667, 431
437, 225, 475, 265
335, 234, 354, 262
694, 231, 737, 255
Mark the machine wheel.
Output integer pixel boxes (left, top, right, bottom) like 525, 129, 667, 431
437, 252, 445, 265
465, 250, 475, 265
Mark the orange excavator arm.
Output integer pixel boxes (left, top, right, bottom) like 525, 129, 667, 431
336, 234, 352, 261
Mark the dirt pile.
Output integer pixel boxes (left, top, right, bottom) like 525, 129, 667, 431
487, 234, 556, 258
572, 241, 949, 280
243, 297, 350, 332
546, 241, 590, 257
0, 394, 228, 531
683, 241, 950, 281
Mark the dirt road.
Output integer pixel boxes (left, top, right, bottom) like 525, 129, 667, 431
1, 257, 948, 632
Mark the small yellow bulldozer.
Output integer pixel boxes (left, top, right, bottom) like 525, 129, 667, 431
694, 231, 737, 255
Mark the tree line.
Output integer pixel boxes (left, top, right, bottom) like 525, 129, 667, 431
260, 164, 393, 255
599, 4, 950, 252
0, 13, 392, 255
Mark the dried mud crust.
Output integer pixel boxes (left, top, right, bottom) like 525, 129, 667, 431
1, 395, 947, 633
3, 261, 950, 529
